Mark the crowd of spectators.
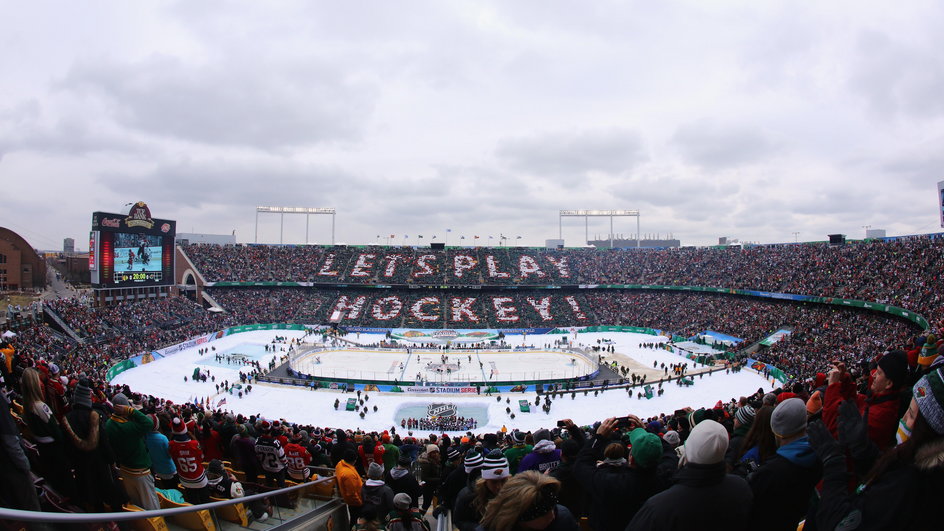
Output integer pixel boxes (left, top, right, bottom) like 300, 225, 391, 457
3, 236, 944, 527
4, 328, 943, 529
185, 235, 944, 324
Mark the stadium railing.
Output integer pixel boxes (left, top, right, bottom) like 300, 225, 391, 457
0, 476, 347, 530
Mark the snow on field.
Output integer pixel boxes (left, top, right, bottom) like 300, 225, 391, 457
112, 330, 774, 433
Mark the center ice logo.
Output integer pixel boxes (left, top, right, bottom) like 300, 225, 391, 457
427, 403, 457, 417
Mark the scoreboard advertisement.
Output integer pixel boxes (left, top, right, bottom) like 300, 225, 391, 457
90, 202, 176, 287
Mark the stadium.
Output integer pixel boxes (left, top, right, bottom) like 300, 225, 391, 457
3, 224, 942, 528
3, 3, 944, 529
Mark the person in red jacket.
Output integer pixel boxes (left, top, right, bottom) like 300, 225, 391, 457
284, 430, 313, 482
168, 417, 210, 504
357, 435, 385, 474
823, 351, 907, 452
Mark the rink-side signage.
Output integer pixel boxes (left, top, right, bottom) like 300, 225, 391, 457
404, 386, 478, 394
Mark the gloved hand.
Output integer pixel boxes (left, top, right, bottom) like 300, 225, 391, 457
807, 420, 843, 465
837, 399, 869, 458
432, 505, 448, 519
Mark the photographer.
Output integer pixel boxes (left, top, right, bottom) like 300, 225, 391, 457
573, 415, 663, 530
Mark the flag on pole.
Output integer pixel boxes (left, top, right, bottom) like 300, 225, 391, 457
218, 397, 227, 407
516, 236, 522, 239
447, 229, 452, 232
390, 234, 395, 238
418, 235, 424, 239
488, 235, 493, 239
460, 236, 466, 239
474, 235, 480, 239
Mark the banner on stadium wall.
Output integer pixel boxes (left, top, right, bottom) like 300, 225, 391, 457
226, 323, 308, 334
575, 325, 661, 335
392, 329, 500, 342
746, 358, 789, 383
106, 359, 136, 381
402, 386, 479, 394
206, 281, 312, 287
759, 329, 792, 347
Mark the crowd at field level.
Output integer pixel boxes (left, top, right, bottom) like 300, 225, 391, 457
1, 235, 944, 528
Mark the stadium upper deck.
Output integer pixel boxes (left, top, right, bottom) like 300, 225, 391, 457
183, 235, 944, 325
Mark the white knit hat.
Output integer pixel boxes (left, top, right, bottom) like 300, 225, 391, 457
683, 420, 728, 465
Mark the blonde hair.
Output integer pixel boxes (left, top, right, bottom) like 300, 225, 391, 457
20, 367, 46, 410
479, 471, 560, 531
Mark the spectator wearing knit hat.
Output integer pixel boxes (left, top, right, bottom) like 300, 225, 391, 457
517, 428, 562, 473
168, 417, 210, 504
454, 450, 509, 531
747, 398, 822, 531
503, 430, 533, 473
725, 405, 755, 470
823, 351, 907, 451
385, 492, 430, 531
361, 461, 396, 521
628, 420, 753, 531
574, 416, 665, 530
810, 361, 944, 530
438, 448, 484, 515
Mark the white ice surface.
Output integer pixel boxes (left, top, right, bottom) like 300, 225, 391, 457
112, 331, 775, 433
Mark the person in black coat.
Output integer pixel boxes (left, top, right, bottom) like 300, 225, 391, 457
627, 420, 753, 531
747, 398, 821, 531
61, 379, 125, 511
574, 416, 664, 531
385, 455, 422, 509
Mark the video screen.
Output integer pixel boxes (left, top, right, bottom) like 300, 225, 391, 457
112, 233, 164, 284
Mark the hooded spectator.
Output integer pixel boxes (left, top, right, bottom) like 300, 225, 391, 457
518, 428, 562, 473
386, 454, 422, 509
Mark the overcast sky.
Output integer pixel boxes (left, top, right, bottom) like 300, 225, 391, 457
2, 1, 943, 250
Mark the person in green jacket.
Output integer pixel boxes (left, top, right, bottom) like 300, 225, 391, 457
381, 432, 400, 472
503, 431, 533, 474
105, 393, 160, 510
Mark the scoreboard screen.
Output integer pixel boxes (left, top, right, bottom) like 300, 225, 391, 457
90, 203, 175, 288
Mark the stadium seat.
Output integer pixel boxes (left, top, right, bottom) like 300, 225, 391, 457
156, 491, 215, 531
209, 496, 248, 527
122, 503, 170, 531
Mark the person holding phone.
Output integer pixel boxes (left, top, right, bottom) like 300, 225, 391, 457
573, 415, 664, 530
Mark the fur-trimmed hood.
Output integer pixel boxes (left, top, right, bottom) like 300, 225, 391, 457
915, 437, 944, 471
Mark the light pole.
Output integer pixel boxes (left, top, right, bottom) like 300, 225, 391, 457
792, 232, 799, 243
862, 225, 871, 238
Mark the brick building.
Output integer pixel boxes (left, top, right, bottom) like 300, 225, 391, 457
0, 227, 46, 291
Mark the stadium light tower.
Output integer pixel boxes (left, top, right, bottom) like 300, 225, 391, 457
255, 206, 336, 244
559, 209, 640, 248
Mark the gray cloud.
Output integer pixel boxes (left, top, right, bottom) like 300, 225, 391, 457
671, 120, 781, 170
496, 128, 647, 180
60, 55, 376, 150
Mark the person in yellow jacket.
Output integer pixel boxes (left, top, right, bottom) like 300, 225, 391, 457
336, 448, 364, 522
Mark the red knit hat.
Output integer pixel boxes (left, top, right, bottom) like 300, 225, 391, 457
172, 417, 187, 435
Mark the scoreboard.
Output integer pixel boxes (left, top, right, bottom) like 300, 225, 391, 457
90, 202, 176, 288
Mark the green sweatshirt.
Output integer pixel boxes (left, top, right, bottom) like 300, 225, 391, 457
105, 407, 153, 470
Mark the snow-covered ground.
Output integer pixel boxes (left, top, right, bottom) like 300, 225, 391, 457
112, 330, 774, 433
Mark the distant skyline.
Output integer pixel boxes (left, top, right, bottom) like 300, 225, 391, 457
2, 1, 943, 251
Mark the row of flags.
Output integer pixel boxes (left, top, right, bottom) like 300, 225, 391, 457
376, 233, 524, 240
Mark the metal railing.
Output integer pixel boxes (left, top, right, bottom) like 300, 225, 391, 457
0, 475, 335, 525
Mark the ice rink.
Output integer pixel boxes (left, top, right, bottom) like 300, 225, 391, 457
291, 347, 595, 383
112, 329, 775, 433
